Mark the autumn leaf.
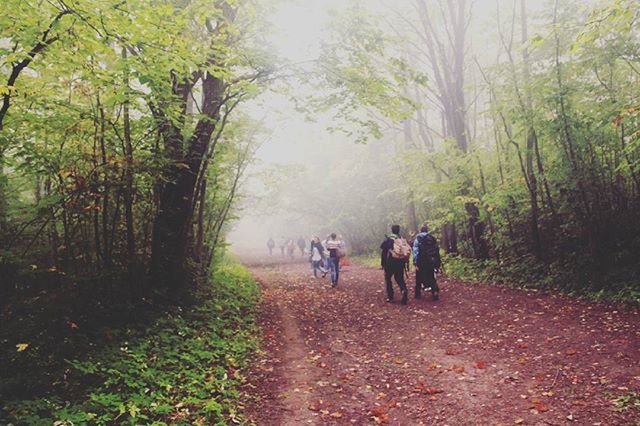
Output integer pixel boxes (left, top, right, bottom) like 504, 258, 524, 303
425, 388, 444, 395
474, 361, 487, 369
373, 413, 390, 424
371, 406, 389, 424
371, 406, 387, 416
565, 349, 577, 356
532, 398, 550, 413
16, 343, 29, 352
329, 412, 342, 418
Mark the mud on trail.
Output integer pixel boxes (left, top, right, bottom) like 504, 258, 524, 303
241, 257, 640, 425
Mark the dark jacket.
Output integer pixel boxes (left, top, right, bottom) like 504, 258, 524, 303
380, 234, 403, 270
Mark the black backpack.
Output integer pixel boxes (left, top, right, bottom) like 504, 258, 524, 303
418, 233, 441, 268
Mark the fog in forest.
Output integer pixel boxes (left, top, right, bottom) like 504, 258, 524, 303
229, 0, 561, 255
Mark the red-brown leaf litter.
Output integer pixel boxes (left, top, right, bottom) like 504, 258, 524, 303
241, 256, 640, 425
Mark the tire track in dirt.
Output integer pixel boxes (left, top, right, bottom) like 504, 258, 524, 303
247, 266, 325, 425
242, 257, 640, 425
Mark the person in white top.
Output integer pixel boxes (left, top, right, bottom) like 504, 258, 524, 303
310, 237, 327, 278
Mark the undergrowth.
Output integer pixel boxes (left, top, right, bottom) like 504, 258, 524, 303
2, 262, 260, 425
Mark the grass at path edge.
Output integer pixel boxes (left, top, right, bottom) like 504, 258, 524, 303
3, 260, 260, 426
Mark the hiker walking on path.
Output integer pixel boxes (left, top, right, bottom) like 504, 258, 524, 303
278, 236, 287, 257
412, 224, 441, 300
380, 224, 411, 304
267, 237, 275, 256
325, 233, 344, 287
310, 237, 328, 278
297, 236, 306, 257
286, 238, 296, 259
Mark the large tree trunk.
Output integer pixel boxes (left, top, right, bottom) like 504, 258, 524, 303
150, 73, 225, 289
417, 0, 489, 258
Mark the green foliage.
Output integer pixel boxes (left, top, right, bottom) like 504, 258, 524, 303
310, 4, 426, 144
2, 261, 260, 425
614, 392, 640, 412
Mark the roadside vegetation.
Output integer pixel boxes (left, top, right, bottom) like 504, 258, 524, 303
1, 261, 260, 425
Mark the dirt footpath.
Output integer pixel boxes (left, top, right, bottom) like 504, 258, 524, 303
241, 258, 640, 425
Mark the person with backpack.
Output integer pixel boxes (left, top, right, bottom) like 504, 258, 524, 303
267, 237, 275, 256
412, 224, 441, 300
325, 233, 344, 287
380, 224, 411, 305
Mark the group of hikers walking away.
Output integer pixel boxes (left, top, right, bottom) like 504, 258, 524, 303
266, 236, 307, 258
267, 223, 441, 305
381, 224, 442, 305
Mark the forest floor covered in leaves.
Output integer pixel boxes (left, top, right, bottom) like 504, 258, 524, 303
241, 256, 640, 425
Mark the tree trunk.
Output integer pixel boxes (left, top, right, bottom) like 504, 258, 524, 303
521, 0, 543, 259
0, 155, 7, 235
150, 72, 225, 289
122, 47, 137, 292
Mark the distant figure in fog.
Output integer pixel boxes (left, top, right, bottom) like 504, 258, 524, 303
278, 236, 287, 257
310, 237, 328, 278
267, 237, 275, 256
297, 236, 306, 256
325, 233, 344, 287
286, 238, 296, 259
337, 235, 347, 270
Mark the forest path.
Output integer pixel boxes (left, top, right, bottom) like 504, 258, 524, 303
242, 256, 640, 425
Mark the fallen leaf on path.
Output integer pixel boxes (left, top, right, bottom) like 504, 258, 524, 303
451, 365, 465, 373
474, 361, 487, 369
329, 412, 342, 418
371, 407, 387, 416
371, 406, 389, 424
565, 349, 577, 356
531, 399, 549, 413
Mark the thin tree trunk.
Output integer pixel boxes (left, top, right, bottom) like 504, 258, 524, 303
97, 94, 111, 268
122, 47, 137, 292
